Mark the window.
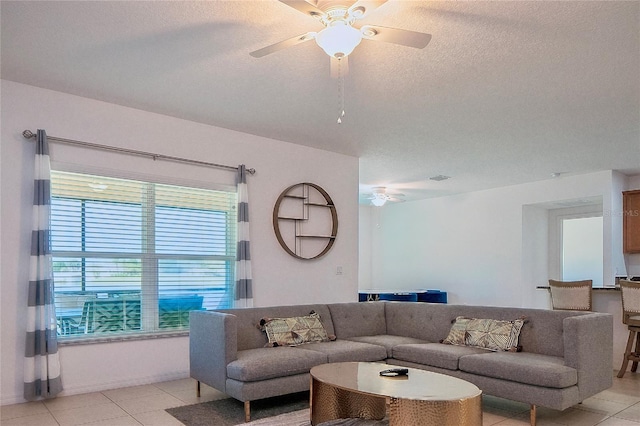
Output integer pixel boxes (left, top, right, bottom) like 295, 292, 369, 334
51, 171, 237, 339
547, 202, 603, 287
562, 216, 603, 284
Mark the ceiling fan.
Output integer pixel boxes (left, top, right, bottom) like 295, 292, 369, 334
250, 0, 432, 77
364, 186, 405, 206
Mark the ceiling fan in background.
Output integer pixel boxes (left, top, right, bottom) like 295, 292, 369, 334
363, 186, 405, 206
250, 0, 432, 78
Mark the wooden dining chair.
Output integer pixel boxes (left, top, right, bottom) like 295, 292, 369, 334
548, 279, 593, 311
617, 280, 640, 378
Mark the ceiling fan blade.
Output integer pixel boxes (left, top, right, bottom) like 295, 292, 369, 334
279, 0, 325, 18
348, 0, 388, 20
330, 56, 349, 79
360, 25, 432, 49
249, 32, 315, 58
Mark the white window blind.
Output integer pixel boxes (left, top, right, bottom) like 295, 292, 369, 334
51, 170, 237, 339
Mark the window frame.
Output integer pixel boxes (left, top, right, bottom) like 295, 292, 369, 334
50, 168, 237, 343
548, 204, 603, 287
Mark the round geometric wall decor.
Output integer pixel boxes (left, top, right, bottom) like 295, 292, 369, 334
272, 182, 338, 260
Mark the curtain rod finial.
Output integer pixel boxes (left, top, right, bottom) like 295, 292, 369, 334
22, 130, 35, 139
247, 168, 256, 175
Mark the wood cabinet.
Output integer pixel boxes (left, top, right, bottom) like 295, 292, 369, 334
623, 190, 640, 253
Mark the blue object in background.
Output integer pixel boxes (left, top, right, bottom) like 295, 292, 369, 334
417, 290, 448, 304
358, 290, 448, 303
378, 292, 418, 302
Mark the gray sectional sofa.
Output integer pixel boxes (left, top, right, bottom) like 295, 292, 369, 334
189, 302, 613, 425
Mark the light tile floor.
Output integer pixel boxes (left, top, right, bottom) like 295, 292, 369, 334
1, 372, 638, 425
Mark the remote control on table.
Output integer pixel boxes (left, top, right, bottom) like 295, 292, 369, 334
379, 368, 409, 377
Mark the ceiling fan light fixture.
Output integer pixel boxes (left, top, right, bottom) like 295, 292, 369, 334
371, 197, 387, 207
315, 21, 362, 58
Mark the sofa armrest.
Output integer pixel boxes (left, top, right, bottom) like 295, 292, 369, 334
563, 313, 613, 400
189, 310, 238, 393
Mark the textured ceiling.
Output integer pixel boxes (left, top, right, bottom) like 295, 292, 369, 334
2, 1, 639, 203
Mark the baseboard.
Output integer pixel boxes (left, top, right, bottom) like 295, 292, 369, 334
1, 371, 190, 406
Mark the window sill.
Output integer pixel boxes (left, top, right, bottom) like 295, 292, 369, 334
57, 330, 189, 346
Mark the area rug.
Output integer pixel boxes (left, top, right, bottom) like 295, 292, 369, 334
244, 409, 310, 426
244, 410, 387, 426
165, 392, 310, 426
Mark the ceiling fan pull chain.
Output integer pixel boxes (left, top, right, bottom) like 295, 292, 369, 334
337, 58, 345, 124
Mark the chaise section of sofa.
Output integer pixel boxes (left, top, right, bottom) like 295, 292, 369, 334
189, 301, 613, 425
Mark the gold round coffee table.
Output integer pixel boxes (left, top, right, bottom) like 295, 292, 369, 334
310, 362, 482, 426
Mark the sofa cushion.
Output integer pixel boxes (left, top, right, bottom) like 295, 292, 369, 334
345, 335, 429, 358
385, 303, 456, 342
459, 352, 577, 388
327, 303, 387, 338
259, 312, 333, 347
301, 340, 387, 363
392, 343, 488, 370
227, 347, 327, 382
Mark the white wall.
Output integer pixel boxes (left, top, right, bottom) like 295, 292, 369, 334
0, 80, 359, 404
611, 171, 628, 277
628, 175, 640, 189
358, 207, 373, 290
521, 204, 549, 307
363, 171, 618, 305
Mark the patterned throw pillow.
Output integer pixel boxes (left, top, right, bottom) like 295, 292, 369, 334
465, 318, 525, 352
442, 316, 473, 346
259, 312, 334, 347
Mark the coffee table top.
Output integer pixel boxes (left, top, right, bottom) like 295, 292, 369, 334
310, 362, 481, 402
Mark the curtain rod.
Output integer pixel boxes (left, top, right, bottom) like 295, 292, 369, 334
22, 130, 255, 175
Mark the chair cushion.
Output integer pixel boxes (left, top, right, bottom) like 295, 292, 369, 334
549, 280, 592, 311
459, 351, 577, 388
392, 343, 488, 370
628, 315, 640, 327
227, 347, 327, 382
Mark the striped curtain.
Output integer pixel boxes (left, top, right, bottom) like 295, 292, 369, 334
24, 130, 63, 400
234, 165, 253, 307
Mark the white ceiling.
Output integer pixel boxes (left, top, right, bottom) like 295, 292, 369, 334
2, 1, 639, 203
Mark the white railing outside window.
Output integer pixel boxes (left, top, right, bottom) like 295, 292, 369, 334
50, 171, 236, 340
